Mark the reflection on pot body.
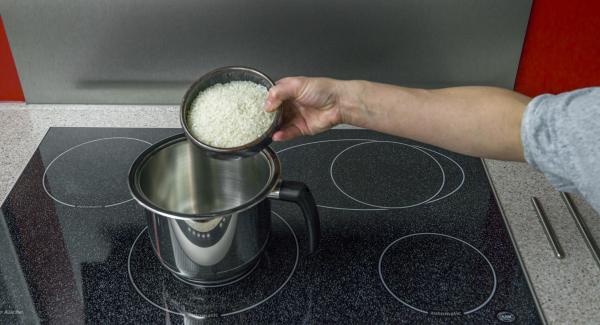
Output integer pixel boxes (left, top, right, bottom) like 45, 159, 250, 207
146, 202, 271, 284
170, 216, 238, 266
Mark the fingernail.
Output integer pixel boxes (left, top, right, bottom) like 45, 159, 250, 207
263, 99, 272, 111
271, 131, 282, 141
265, 99, 276, 112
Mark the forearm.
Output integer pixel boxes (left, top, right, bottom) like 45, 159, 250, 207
342, 81, 531, 161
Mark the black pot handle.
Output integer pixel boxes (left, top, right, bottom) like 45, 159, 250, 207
271, 180, 320, 254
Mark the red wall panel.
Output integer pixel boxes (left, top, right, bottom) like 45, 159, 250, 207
0, 15, 25, 102
515, 0, 600, 97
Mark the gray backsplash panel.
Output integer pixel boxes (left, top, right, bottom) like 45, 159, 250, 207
1, 0, 531, 104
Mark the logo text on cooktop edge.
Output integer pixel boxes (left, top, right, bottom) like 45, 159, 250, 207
497, 311, 516, 322
429, 311, 462, 316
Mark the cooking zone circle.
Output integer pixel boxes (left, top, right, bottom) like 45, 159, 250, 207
330, 141, 445, 209
128, 212, 299, 319
276, 139, 465, 211
42, 137, 151, 208
378, 233, 497, 316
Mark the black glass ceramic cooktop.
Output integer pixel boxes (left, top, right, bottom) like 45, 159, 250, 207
0, 127, 544, 324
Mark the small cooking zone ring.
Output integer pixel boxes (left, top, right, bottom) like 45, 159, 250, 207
378, 233, 497, 316
42, 137, 151, 208
276, 139, 469, 211
329, 141, 446, 209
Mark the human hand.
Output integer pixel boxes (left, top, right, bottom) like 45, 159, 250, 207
264, 77, 356, 141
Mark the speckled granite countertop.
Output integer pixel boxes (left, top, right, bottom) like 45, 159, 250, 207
1, 103, 599, 324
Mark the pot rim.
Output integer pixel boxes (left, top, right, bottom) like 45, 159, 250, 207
128, 133, 281, 220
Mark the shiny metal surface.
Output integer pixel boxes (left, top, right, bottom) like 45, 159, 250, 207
1, 1, 532, 103
145, 201, 271, 284
129, 134, 280, 219
531, 197, 564, 259
180, 66, 282, 158
561, 192, 600, 269
128, 133, 320, 283
267, 180, 282, 200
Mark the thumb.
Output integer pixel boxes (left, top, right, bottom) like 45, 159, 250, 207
264, 77, 306, 112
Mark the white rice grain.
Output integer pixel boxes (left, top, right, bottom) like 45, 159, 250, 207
187, 81, 274, 148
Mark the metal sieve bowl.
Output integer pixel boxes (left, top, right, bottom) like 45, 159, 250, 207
180, 66, 282, 159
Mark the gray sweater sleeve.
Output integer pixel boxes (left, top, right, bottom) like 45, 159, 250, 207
521, 87, 600, 213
